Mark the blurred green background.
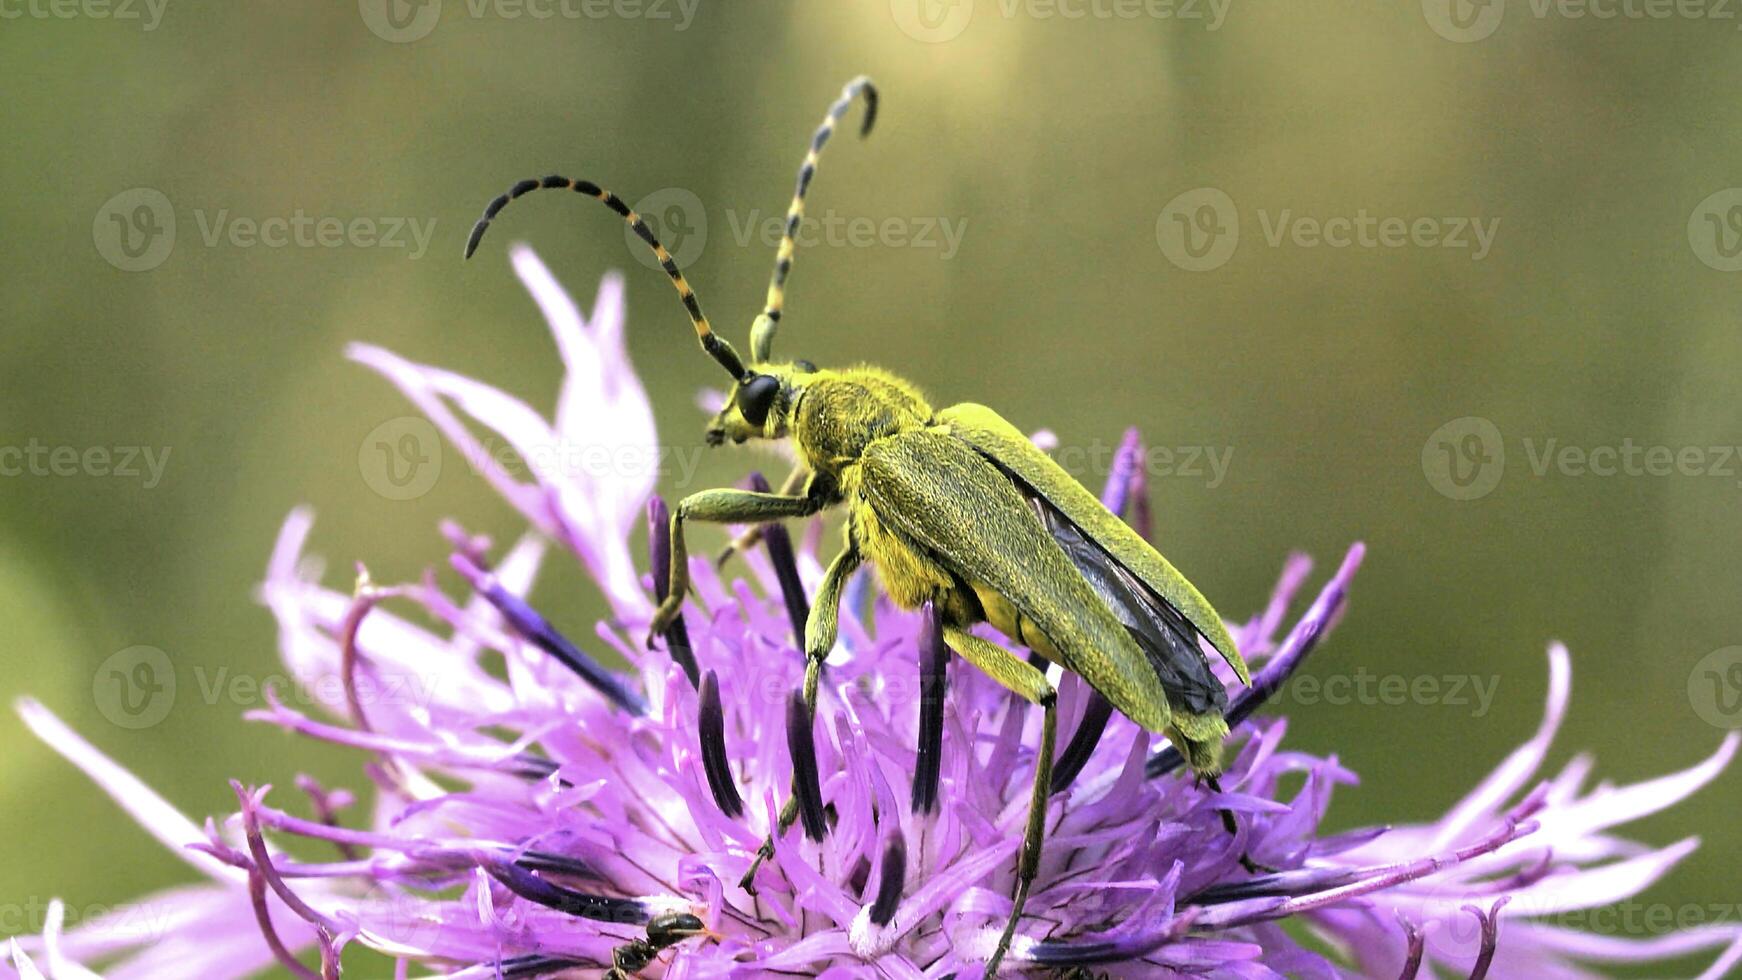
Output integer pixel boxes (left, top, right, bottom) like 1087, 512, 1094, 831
3, 1, 1741, 976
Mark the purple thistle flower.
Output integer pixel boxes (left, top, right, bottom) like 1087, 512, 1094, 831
8, 248, 1742, 979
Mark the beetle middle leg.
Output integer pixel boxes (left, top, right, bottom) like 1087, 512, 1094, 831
738, 540, 862, 891
942, 626, 1058, 977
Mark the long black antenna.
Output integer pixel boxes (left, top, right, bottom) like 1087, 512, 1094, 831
465, 175, 747, 380
750, 76, 878, 364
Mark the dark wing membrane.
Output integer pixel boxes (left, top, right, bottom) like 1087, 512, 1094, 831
938, 403, 1249, 685
1027, 492, 1228, 716
857, 429, 1174, 732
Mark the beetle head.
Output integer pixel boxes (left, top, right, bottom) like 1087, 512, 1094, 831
705, 360, 819, 446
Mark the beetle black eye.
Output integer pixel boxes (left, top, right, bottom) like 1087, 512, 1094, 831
737, 374, 780, 427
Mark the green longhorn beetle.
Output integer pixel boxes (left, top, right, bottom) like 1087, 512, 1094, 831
466, 76, 1251, 975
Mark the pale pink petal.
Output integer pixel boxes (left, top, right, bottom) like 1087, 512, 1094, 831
15, 700, 242, 885
1427, 643, 1572, 850
259, 512, 516, 720
7, 943, 46, 980
1514, 733, 1738, 857
40, 901, 103, 980
1500, 838, 1699, 914
350, 342, 647, 618
348, 342, 555, 532
1696, 936, 1742, 980
514, 250, 657, 537
1505, 920, 1742, 967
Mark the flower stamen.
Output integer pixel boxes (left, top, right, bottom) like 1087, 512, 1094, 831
1462, 898, 1508, 980
747, 471, 811, 645
481, 858, 652, 925
911, 602, 948, 815
452, 553, 649, 716
1147, 543, 1366, 779
787, 689, 829, 841
1050, 691, 1113, 795
869, 831, 906, 927
1395, 914, 1425, 979
698, 670, 745, 819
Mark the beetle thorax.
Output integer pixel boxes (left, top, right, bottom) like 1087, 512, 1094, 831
791, 367, 933, 479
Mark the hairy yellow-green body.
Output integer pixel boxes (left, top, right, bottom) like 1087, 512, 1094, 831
699, 361, 1249, 773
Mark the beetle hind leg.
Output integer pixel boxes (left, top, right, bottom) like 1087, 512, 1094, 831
941, 627, 1059, 976
1201, 773, 1277, 875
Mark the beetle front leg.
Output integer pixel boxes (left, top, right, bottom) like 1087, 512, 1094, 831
714, 465, 809, 568
800, 541, 860, 712
647, 485, 826, 648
